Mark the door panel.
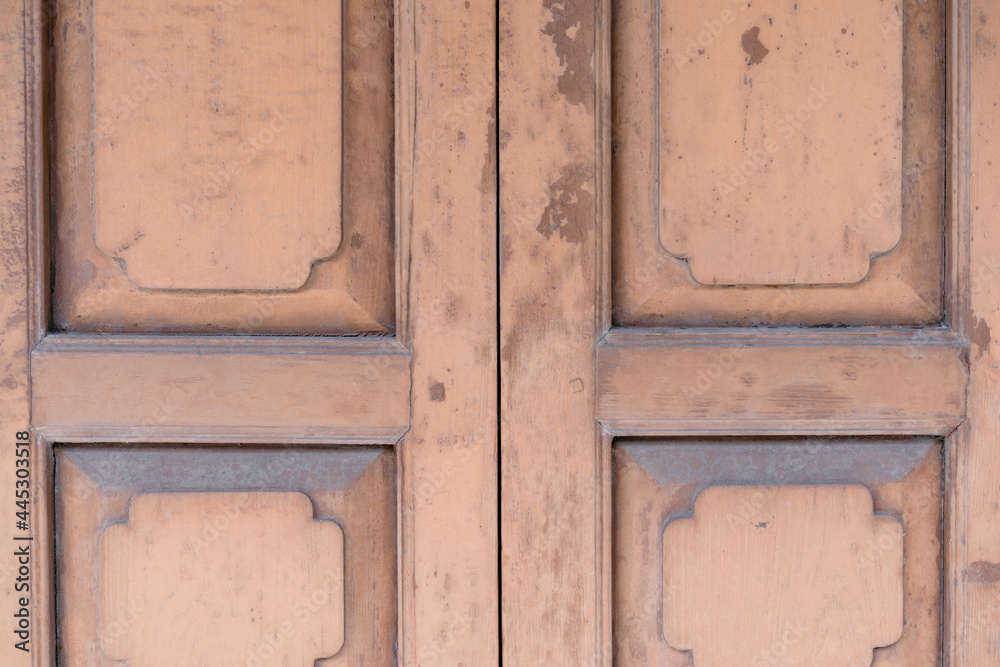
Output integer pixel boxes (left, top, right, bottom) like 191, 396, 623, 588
0, 0, 497, 663
56, 446, 396, 666
613, 0, 946, 326
614, 438, 943, 665
501, 0, 998, 665
51, 0, 395, 334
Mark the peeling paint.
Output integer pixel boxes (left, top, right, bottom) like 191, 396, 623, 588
542, 0, 594, 109
971, 316, 991, 358
966, 561, 1000, 584
535, 164, 594, 244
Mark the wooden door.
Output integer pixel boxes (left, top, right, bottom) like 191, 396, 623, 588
0, 0, 497, 664
501, 0, 1000, 664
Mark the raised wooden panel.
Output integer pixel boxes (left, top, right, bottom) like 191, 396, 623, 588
100, 492, 345, 665
613, 438, 943, 665
613, 0, 945, 323
31, 335, 410, 442
663, 485, 903, 666
93, 0, 341, 291
660, 0, 902, 285
51, 0, 394, 332
597, 330, 967, 435
56, 446, 396, 666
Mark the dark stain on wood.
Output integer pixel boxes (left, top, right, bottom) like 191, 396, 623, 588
542, 0, 594, 109
966, 561, 1000, 583
536, 164, 594, 244
429, 381, 446, 402
742, 26, 770, 65
970, 316, 991, 358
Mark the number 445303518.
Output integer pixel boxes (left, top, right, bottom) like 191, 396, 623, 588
14, 431, 29, 532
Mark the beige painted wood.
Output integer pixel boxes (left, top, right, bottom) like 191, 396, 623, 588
501, 0, 989, 664
660, 0, 903, 285
663, 485, 903, 666
52, 0, 395, 333
93, 0, 342, 290
598, 332, 967, 434
100, 492, 345, 665
499, 0, 603, 660
31, 336, 410, 441
960, 0, 1000, 661
0, 2, 33, 665
57, 446, 397, 666
398, 0, 499, 656
614, 0, 946, 324
1, 0, 497, 662
614, 438, 944, 666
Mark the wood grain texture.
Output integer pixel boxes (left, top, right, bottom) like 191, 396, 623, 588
51, 0, 395, 332
499, 0, 602, 659
613, 0, 946, 323
398, 0, 499, 658
663, 485, 903, 667
93, 0, 342, 291
31, 335, 409, 440
100, 492, 345, 665
0, 2, 31, 665
597, 331, 967, 434
963, 0, 1000, 661
57, 446, 396, 666
614, 439, 943, 666
660, 0, 903, 285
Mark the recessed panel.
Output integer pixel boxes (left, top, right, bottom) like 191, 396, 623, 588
613, 0, 945, 324
613, 438, 942, 666
51, 0, 395, 332
56, 446, 396, 666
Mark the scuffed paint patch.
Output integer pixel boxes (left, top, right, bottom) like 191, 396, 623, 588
542, 0, 594, 109
966, 561, 1000, 584
741, 26, 769, 65
536, 164, 594, 244
971, 316, 991, 358
480, 97, 497, 211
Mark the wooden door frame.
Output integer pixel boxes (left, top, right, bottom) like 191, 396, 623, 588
500, 0, 998, 663
0, 0, 498, 663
